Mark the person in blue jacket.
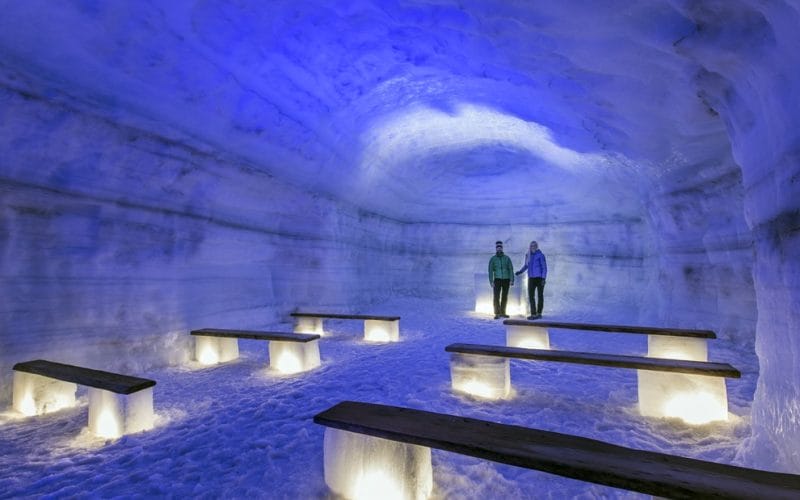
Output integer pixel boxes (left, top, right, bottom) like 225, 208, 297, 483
488, 241, 514, 319
516, 240, 547, 319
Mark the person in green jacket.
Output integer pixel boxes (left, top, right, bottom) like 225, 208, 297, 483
488, 240, 515, 319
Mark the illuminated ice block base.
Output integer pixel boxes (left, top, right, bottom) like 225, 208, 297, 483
323, 428, 433, 500
195, 335, 240, 365
89, 387, 155, 438
638, 371, 728, 425
269, 339, 321, 374
506, 325, 550, 349
13, 371, 76, 416
364, 319, 400, 342
294, 317, 324, 335
450, 353, 510, 399
647, 335, 708, 361
474, 273, 495, 314
13, 371, 154, 438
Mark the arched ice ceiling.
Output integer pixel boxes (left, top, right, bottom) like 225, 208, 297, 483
0, 0, 736, 224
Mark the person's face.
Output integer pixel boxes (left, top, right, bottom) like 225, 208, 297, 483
530, 243, 538, 251
496, 246, 503, 253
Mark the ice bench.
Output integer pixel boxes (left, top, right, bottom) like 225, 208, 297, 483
314, 401, 800, 500
290, 312, 401, 342
190, 328, 321, 374
445, 343, 740, 424
503, 319, 717, 361
13, 359, 155, 438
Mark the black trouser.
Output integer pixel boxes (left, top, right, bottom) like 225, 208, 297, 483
528, 277, 545, 315
493, 278, 510, 315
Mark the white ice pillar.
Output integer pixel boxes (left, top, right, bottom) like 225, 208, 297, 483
474, 273, 493, 314
269, 339, 321, 374
12, 371, 77, 416
364, 320, 400, 342
88, 386, 155, 438
647, 335, 708, 361
195, 336, 239, 365
638, 371, 728, 425
518, 277, 530, 316
449, 353, 510, 399
506, 325, 550, 350
294, 317, 324, 336
323, 428, 433, 500
506, 279, 525, 316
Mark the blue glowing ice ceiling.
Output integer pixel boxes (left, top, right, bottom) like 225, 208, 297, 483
0, 0, 730, 223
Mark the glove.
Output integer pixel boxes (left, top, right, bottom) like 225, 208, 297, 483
515, 271, 522, 276
542, 279, 546, 285
510, 281, 514, 286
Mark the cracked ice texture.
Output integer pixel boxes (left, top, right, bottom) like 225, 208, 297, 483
0, 0, 797, 473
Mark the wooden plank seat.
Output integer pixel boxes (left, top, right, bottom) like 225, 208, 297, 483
314, 400, 800, 499
503, 320, 716, 338
503, 319, 716, 361
12, 359, 156, 438
290, 312, 401, 321
445, 343, 740, 424
290, 311, 401, 342
190, 328, 321, 374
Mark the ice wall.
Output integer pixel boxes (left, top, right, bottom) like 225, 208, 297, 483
644, 127, 757, 344
0, 85, 413, 402
670, 1, 800, 472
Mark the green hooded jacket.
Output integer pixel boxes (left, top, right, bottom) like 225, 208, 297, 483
488, 252, 515, 285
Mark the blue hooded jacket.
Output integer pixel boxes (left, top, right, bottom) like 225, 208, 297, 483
519, 249, 547, 279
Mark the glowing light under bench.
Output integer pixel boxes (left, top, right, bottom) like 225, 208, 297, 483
292, 314, 401, 342
88, 387, 154, 438
294, 317, 325, 336
364, 319, 400, 342
647, 335, 708, 362
12, 371, 76, 416
506, 325, 550, 350
195, 336, 239, 365
638, 371, 728, 424
450, 353, 510, 399
323, 428, 433, 500
642, 337, 719, 424
474, 272, 495, 315
13, 369, 154, 438
269, 339, 321, 374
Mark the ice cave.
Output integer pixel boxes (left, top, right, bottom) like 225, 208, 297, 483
1, 0, 799, 498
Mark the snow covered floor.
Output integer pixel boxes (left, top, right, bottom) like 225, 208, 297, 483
0, 298, 756, 499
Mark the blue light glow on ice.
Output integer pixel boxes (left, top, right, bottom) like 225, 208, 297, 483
0, 0, 798, 492
359, 103, 602, 177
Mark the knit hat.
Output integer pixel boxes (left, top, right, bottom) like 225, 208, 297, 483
495, 241, 503, 248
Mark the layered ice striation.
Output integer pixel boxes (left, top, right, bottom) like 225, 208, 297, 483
0, 0, 798, 475
0, 87, 412, 397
